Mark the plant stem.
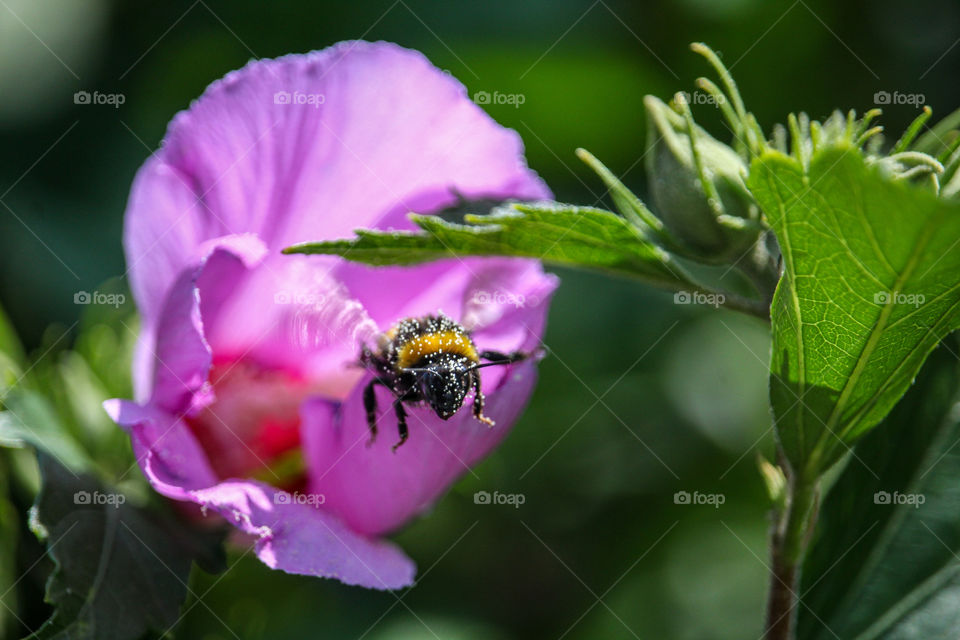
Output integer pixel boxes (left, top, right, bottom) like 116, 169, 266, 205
738, 234, 781, 310
764, 472, 818, 640
701, 286, 770, 320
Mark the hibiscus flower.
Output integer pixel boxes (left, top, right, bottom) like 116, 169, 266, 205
105, 41, 557, 589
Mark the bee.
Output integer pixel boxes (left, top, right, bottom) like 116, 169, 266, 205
359, 313, 532, 452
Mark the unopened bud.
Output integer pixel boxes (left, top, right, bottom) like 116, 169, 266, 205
645, 95, 760, 262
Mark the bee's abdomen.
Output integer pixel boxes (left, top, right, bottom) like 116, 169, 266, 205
396, 331, 479, 369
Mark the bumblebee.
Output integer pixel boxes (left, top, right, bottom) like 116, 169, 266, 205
359, 313, 531, 452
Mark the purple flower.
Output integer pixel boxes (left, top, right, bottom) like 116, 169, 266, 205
104, 41, 557, 589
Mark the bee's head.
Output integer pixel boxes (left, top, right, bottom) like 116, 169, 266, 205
417, 365, 471, 420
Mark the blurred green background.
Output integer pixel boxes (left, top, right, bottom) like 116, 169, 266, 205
1, 0, 956, 638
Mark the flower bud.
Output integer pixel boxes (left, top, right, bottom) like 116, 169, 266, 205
644, 95, 760, 262
758, 456, 787, 511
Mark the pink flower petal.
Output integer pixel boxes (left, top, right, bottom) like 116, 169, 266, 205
104, 399, 218, 495
125, 40, 548, 332
204, 253, 378, 399
106, 399, 414, 589
193, 481, 415, 589
146, 236, 267, 413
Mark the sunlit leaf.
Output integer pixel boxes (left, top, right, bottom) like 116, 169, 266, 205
751, 144, 960, 476
285, 202, 700, 291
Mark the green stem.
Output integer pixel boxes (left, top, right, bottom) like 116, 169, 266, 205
764, 471, 818, 640
703, 286, 770, 320
738, 234, 782, 310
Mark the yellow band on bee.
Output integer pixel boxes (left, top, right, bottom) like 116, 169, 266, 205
397, 331, 479, 369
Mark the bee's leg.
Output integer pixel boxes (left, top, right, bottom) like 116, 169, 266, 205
363, 379, 380, 447
479, 349, 530, 364
391, 399, 409, 453
471, 370, 495, 427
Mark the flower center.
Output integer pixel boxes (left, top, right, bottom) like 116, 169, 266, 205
185, 357, 312, 486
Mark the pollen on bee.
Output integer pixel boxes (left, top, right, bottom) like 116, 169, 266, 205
359, 313, 527, 450
396, 330, 479, 369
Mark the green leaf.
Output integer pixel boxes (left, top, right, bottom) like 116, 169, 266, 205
912, 106, 960, 157
28, 455, 225, 640
0, 302, 25, 368
285, 202, 699, 291
0, 454, 20, 638
2, 287, 138, 476
72, 280, 137, 401
50, 352, 123, 455
0, 392, 92, 474
798, 344, 960, 639
0, 302, 24, 396
750, 144, 960, 475
574, 148, 678, 248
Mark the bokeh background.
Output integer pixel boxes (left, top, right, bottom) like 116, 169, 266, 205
1, 0, 957, 638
